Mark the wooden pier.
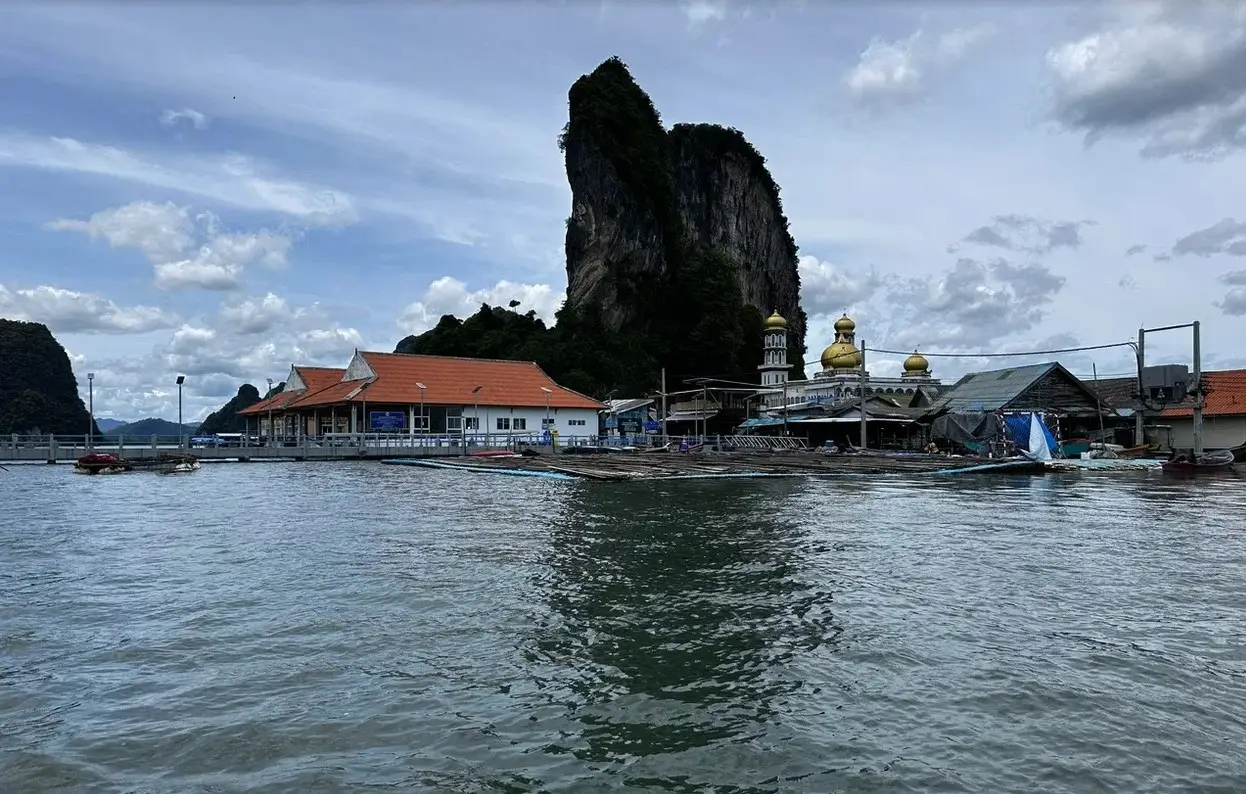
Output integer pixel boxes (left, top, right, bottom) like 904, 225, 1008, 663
382, 449, 1055, 481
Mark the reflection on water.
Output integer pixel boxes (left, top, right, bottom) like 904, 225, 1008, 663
527, 479, 839, 769
2, 464, 1246, 792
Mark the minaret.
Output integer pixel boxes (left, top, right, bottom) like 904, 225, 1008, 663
759, 311, 791, 401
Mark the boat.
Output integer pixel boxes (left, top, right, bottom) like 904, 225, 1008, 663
73, 452, 200, 475
1161, 448, 1235, 475
74, 452, 133, 475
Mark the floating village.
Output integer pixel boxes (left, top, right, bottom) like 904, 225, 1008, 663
24, 310, 1239, 482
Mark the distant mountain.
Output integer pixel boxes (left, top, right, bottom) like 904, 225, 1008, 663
106, 418, 199, 437
0, 319, 100, 436
96, 418, 130, 432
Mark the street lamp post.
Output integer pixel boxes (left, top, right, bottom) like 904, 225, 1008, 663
87, 372, 95, 449
176, 375, 185, 449
540, 386, 552, 442
266, 378, 274, 446
471, 385, 483, 450
416, 382, 426, 443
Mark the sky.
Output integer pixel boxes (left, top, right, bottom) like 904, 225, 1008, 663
2, 0, 1245, 422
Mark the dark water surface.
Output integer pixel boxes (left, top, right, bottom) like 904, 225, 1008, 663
3, 462, 1246, 792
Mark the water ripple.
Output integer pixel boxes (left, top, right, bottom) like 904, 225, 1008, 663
2, 464, 1245, 791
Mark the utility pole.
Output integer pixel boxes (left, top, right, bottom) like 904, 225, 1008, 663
782, 380, 788, 436
1193, 320, 1203, 457
1135, 327, 1145, 446
660, 368, 668, 441
702, 383, 709, 443
859, 340, 868, 450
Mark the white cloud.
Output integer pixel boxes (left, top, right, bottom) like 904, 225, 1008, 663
159, 107, 207, 129
45, 200, 194, 262
845, 25, 993, 108
0, 283, 179, 334
797, 255, 885, 318
47, 200, 294, 291
681, 0, 727, 26
1046, 1, 1246, 159
1, 133, 357, 225
153, 259, 242, 291
397, 276, 566, 334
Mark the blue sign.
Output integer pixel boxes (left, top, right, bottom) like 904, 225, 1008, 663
644, 420, 660, 433
604, 417, 617, 429
369, 410, 406, 430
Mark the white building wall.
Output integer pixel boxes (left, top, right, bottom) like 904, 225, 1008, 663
1167, 415, 1246, 449
460, 405, 600, 439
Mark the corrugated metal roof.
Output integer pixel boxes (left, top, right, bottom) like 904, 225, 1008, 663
603, 398, 654, 415
928, 362, 1060, 413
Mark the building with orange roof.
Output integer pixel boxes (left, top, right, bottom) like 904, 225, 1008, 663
1157, 368, 1246, 450
239, 351, 604, 441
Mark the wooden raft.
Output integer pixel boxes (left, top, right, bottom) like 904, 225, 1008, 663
418, 451, 1044, 481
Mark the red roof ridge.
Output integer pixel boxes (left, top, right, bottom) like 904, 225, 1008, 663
361, 350, 543, 367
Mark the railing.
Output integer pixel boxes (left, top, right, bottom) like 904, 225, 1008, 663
2, 432, 810, 461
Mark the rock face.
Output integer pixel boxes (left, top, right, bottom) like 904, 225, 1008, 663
394, 57, 808, 396
0, 319, 99, 436
561, 57, 807, 378
669, 124, 805, 336
197, 384, 262, 435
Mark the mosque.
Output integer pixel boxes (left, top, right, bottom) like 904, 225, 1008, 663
755, 309, 942, 417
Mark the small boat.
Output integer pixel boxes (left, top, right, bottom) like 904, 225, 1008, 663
1161, 448, 1235, 475
74, 452, 133, 475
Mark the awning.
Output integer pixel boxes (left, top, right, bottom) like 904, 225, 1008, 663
792, 417, 916, 424
738, 417, 784, 428
667, 410, 720, 421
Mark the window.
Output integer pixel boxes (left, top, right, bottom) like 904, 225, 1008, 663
462, 417, 478, 430
568, 419, 587, 427
513, 418, 527, 431
541, 418, 554, 429
496, 417, 511, 431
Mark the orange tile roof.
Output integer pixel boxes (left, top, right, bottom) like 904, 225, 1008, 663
238, 366, 345, 416
1158, 369, 1246, 418
297, 366, 346, 391
255, 352, 603, 411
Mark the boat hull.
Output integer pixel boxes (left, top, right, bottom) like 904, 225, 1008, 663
1162, 449, 1235, 475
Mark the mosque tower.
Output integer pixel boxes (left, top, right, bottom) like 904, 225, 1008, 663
758, 310, 791, 392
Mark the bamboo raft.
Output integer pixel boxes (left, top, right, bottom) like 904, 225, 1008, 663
381, 450, 1063, 481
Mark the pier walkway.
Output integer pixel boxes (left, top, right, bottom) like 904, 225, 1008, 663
1, 433, 809, 464
2, 434, 473, 463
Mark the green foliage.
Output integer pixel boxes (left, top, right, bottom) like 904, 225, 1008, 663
0, 320, 98, 435
198, 384, 262, 435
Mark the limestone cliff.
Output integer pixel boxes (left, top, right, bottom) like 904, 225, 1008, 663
0, 319, 100, 436
395, 57, 808, 396
560, 56, 807, 379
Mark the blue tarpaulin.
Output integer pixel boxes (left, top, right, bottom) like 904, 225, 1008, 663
1004, 413, 1058, 458
738, 417, 784, 429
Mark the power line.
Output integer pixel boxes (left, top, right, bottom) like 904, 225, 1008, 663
799, 339, 1137, 368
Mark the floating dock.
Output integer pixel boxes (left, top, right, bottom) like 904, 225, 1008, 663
380, 450, 1165, 482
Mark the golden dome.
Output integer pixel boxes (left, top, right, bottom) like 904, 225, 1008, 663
903, 351, 930, 373
833, 314, 856, 334
820, 341, 860, 370
763, 310, 788, 330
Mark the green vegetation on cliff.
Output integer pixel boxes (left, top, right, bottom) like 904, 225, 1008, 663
0, 320, 99, 436
397, 56, 803, 397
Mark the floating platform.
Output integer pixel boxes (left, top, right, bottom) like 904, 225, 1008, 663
380, 450, 1163, 482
